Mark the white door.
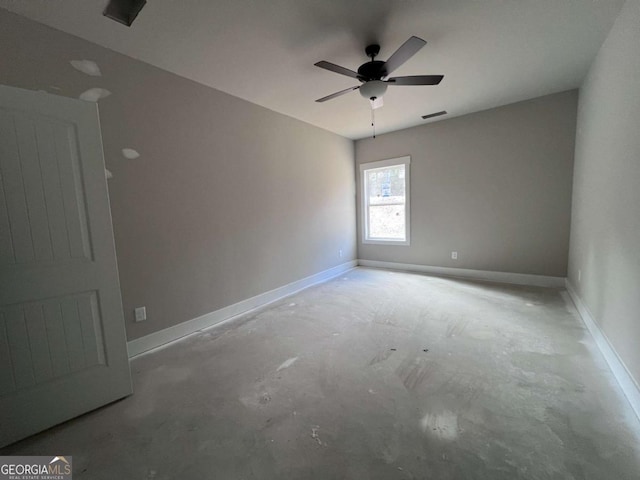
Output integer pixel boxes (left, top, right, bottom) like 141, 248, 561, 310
0, 85, 132, 447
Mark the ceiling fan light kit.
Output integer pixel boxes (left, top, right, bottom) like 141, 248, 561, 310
359, 80, 387, 101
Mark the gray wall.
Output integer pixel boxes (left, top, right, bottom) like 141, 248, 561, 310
568, 0, 640, 385
0, 10, 356, 341
355, 91, 578, 277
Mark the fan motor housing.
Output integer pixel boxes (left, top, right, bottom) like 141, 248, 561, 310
357, 60, 386, 81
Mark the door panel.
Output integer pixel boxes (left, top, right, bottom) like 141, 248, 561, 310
1, 291, 107, 392
0, 85, 132, 447
0, 112, 92, 265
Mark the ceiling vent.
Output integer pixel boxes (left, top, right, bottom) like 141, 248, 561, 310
421, 111, 447, 120
103, 0, 147, 27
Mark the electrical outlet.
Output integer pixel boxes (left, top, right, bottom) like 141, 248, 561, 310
134, 306, 147, 322
451, 251, 458, 260
578, 269, 581, 282
339, 249, 343, 258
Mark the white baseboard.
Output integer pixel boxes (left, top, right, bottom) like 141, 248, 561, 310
565, 281, 640, 421
357, 259, 565, 288
127, 260, 357, 358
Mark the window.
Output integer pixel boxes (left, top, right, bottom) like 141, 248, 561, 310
360, 156, 410, 245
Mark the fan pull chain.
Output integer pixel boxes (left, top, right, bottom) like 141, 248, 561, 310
371, 105, 376, 139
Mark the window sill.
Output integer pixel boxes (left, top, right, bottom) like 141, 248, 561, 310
362, 239, 411, 246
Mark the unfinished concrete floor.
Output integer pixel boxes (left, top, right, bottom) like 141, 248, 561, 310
3, 267, 640, 479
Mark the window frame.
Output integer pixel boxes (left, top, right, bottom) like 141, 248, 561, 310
360, 156, 411, 246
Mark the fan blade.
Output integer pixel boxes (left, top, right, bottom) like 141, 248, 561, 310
314, 61, 360, 79
315, 85, 360, 102
383, 36, 427, 76
387, 75, 444, 86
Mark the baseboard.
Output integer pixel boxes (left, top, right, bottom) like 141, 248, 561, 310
357, 259, 565, 288
565, 280, 640, 421
127, 260, 357, 358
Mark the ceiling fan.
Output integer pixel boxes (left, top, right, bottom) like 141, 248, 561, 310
314, 36, 444, 107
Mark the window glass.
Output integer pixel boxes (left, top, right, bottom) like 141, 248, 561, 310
361, 157, 410, 245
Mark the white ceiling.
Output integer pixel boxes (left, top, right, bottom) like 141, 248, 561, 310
1, 0, 624, 139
